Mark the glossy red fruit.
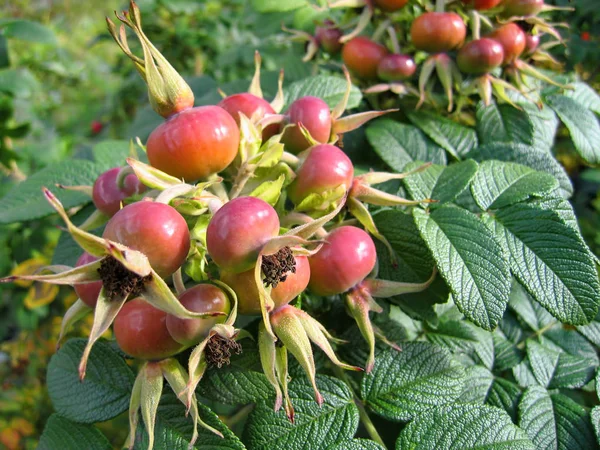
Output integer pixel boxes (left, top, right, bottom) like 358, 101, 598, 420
377, 54, 417, 81
308, 226, 377, 296
146, 105, 240, 181
206, 197, 280, 273
166, 284, 230, 346
218, 93, 278, 141
502, 0, 544, 16
315, 21, 343, 54
74, 252, 103, 308
410, 12, 467, 53
374, 0, 409, 12
90, 120, 103, 135
487, 23, 526, 64
114, 298, 184, 360
221, 255, 310, 315
103, 201, 190, 278
281, 96, 332, 154
462, 0, 502, 10
457, 38, 505, 75
342, 37, 389, 80
92, 167, 146, 217
525, 34, 540, 54
288, 144, 354, 206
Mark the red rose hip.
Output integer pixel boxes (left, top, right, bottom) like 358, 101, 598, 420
288, 144, 354, 206
146, 105, 240, 181
502, 0, 544, 17
377, 54, 417, 81
316, 21, 343, 54
308, 226, 377, 296
206, 197, 280, 273
92, 167, 146, 217
166, 284, 230, 346
342, 37, 389, 80
487, 23, 526, 64
457, 38, 505, 75
410, 12, 466, 53
218, 93, 278, 141
281, 96, 332, 154
374, 0, 409, 12
114, 298, 184, 360
103, 201, 190, 278
74, 252, 103, 308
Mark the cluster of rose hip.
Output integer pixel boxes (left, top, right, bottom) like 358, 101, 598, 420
2, 2, 433, 448
300, 0, 564, 108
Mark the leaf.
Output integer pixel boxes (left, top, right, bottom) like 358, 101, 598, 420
494, 330, 524, 371
413, 207, 511, 330
283, 75, 361, 110
532, 198, 580, 233
485, 203, 600, 325
396, 403, 535, 449
37, 414, 111, 450
487, 377, 523, 423
0, 19, 57, 44
46, 338, 135, 423
199, 366, 274, 405
558, 82, 600, 115
546, 95, 600, 164
92, 140, 132, 168
519, 386, 597, 450
134, 391, 244, 450
578, 311, 600, 347
467, 142, 572, 198
509, 280, 555, 332
470, 160, 559, 210
526, 340, 597, 389
403, 160, 478, 205
326, 439, 385, 450
243, 375, 358, 450
366, 119, 447, 172
373, 209, 448, 321
361, 343, 465, 421
251, 0, 307, 13
0, 159, 104, 223
592, 407, 600, 446
476, 101, 535, 146
0, 68, 40, 97
407, 110, 478, 159
458, 365, 494, 404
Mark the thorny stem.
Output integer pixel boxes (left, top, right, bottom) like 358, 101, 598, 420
435, 0, 445, 13
333, 366, 387, 449
229, 164, 254, 199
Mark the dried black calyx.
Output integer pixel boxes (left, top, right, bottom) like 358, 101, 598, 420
97, 256, 152, 300
261, 246, 296, 288
205, 334, 242, 368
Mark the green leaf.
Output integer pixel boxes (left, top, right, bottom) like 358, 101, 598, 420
199, 367, 273, 405
403, 160, 478, 205
467, 142, 572, 198
283, 75, 361, 110
578, 311, 600, 347
361, 343, 465, 421
476, 101, 535, 146
0, 159, 104, 223
396, 403, 535, 449
243, 375, 358, 450
373, 209, 448, 321
519, 386, 597, 450
407, 110, 478, 159
92, 140, 132, 168
485, 203, 600, 325
458, 365, 494, 404
251, 0, 307, 13
592, 407, 600, 446
494, 330, 524, 371
413, 207, 511, 330
526, 339, 597, 389
486, 377, 523, 422
0, 19, 57, 44
134, 391, 244, 449
46, 338, 135, 423
557, 82, 600, 115
0, 68, 40, 97
471, 160, 559, 210
366, 119, 447, 172
546, 95, 600, 164
509, 280, 554, 332
37, 414, 111, 450
326, 439, 385, 450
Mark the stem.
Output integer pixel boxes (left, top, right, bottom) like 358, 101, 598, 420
386, 27, 401, 54
173, 268, 185, 296
435, 0, 445, 13
280, 151, 300, 168
228, 166, 253, 199
470, 11, 481, 40
332, 366, 387, 449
